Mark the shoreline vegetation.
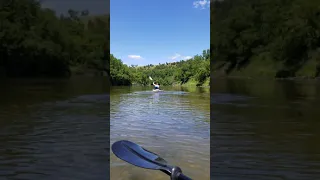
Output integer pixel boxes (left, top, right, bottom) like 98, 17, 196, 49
110, 49, 210, 87
3, 0, 320, 85
211, 0, 320, 79
0, 0, 109, 79
0, 0, 208, 87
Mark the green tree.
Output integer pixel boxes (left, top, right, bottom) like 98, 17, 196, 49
0, 0, 109, 78
212, 0, 320, 78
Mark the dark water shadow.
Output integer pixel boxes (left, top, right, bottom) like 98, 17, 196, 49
211, 79, 320, 180
0, 77, 110, 180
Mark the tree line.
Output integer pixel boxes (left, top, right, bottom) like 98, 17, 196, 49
0, 0, 109, 77
1, 0, 209, 85
211, 0, 320, 78
110, 49, 210, 86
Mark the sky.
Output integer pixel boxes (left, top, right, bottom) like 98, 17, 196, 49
111, 0, 210, 66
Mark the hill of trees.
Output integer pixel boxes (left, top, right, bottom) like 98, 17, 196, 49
211, 0, 320, 78
110, 49, 210, 86
0, 0, 109, 77
1, 0, 208, 86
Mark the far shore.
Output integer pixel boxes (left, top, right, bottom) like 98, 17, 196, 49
211, 75, 320, 81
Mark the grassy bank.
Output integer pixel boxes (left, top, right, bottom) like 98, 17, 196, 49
181, 77, 210, 87
212, 56, 320, 79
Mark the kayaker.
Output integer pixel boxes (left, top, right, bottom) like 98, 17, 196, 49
153, 82, 160, 90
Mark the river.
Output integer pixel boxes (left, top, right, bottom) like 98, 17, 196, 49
110, 86, 210, 180
3, 77, 316, 180
211, 79, 320, 180
0, 77, 110, 180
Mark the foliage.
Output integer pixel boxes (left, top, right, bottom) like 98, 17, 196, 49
110, 54, 131, 85
110, 49, 210, 86
211, 0, 320, 78
0, 0, 109, 77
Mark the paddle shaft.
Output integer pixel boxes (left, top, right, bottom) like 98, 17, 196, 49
175, 173, 192, 180
170, 166, 192, 180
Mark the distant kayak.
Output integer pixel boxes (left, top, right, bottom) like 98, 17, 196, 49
152, 89, 163, 92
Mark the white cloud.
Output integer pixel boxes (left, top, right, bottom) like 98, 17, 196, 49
168, 53, 192, 61
128, 55, 143, 60
169, 53, 181, 60
193, 0, 210, 9
182, 56, 192, 60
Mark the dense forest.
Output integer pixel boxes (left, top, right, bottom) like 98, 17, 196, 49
110, 49, 210, 86
211, 0, 320, 78
0, 0, 109, 77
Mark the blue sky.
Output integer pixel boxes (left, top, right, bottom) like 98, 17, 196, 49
111, 0, 210, 66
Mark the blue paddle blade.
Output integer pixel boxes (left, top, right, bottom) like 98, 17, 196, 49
112, 140, 193, 180
112, 140, 169, 170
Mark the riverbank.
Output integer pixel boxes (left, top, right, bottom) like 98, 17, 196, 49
0, 67, 108, 78
212, 58, 320, 80
70, 66, 108, 77
178, 77, 210, 87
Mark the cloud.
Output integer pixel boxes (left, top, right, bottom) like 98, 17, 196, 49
168, 53, 192, 61
128, 55, 143, 60
193, 0, 210, 9
182, 56, 192, 60
169, 53, 181, 60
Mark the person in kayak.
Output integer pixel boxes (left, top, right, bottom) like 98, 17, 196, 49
153, 82, 160, 90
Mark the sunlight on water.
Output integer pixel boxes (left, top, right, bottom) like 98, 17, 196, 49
110, 87, 210, 180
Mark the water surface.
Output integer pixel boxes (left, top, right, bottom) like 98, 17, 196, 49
110, 86, 210, 180
0, 77, 109, 180
211, 79, 320, 180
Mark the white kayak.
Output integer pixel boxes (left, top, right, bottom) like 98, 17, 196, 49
152, 89, 163, 92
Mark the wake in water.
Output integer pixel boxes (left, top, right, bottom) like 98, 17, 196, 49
131, 91, 189, 95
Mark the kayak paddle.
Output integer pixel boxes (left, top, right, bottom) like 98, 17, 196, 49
112, 140, 192, 180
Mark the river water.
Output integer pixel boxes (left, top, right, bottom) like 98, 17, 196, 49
3, 77, 317, 180
211, 79, 320, 180
0, 77, 110, 180
110, 86, 210, 180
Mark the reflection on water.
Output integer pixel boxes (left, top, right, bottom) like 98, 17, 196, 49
110, 86, 210, 180
211, 79, 320, 180
0, 77, 110, 180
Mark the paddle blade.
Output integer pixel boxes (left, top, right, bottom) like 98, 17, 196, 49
112, 140, 168, 170
149, 76, 153, 81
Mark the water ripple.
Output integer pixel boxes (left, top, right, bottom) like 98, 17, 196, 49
111, 88, 210, 180
212, 92, 320, 180
0, 94, 109, 180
